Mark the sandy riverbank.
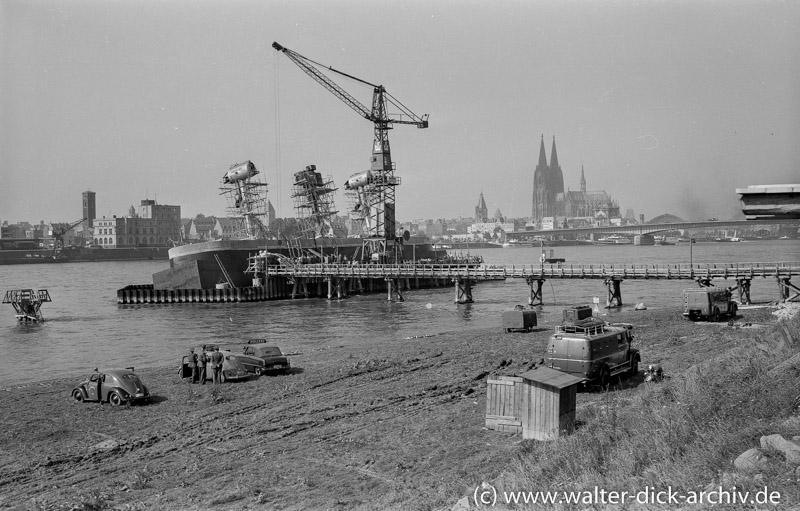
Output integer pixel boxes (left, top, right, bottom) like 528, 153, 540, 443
0, 304, 794, 510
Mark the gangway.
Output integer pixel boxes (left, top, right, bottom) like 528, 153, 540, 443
3, 289, 52, 322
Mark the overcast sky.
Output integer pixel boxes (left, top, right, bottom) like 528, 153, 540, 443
2, 0, 798, 225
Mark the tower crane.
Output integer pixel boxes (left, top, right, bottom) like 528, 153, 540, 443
272, 42, 428, 261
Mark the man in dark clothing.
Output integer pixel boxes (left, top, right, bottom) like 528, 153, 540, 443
211, 347, 224, 384
187, 348, 198, 383
197, 348, 208, 384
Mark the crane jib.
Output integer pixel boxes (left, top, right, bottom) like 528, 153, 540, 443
271, 41, 428, 128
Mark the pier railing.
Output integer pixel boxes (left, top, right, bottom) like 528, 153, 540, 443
262, 261, 800, 281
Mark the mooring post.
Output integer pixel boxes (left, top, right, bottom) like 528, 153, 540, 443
386, 278, 404, 302
527, 277, 545, 306
454, 278, 473, 304
605, 278, 623, 308
777, 277, 800, 302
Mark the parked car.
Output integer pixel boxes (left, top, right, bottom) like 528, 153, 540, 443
180, 347, 250, 382
229, 339, 291, 373
71, 368, 150, 405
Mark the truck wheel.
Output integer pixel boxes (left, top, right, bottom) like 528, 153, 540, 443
72, 390, 84, 402
712, 308, 721, 322
730, 303, 738, 318
599, 366, 610, 388
629, 358, 639, 378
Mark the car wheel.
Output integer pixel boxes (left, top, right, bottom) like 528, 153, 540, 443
109, 391, 124, 406
72, 390, 84, 402
730, 303, 738, 318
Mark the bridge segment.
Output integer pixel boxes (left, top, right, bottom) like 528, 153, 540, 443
506, 219, 799, 240
256, 261, 800, 305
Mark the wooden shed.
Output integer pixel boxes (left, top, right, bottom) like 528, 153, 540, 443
484, 376, 523, 433
518, 367, 583, 441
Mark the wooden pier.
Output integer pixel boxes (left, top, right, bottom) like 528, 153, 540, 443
118, 261, 800, 305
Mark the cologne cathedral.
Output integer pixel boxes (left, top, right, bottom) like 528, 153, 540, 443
532, 135, 620, 228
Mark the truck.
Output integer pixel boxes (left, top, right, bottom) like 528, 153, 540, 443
682, 288, 738, 322
544, 318, 639, 387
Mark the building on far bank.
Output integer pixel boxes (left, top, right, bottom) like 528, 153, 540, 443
93, 199, 181, 247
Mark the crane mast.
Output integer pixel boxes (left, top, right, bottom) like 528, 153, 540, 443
272, 42, 428, 261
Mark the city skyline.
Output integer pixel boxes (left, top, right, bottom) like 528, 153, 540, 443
2, 1, 798, 225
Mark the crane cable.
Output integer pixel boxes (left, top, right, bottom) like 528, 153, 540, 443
273, 53, 282, 221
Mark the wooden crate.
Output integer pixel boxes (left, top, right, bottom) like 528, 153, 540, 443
518, 367, 583, 441
485, 376, 523, 433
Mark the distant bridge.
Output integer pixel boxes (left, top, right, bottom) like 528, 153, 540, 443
506, 219, 799, 240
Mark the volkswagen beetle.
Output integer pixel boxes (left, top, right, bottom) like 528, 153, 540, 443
71, 368, 150, 405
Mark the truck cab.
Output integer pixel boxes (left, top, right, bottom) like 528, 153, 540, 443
683, 288, 737, 322
545, 318, 639, 386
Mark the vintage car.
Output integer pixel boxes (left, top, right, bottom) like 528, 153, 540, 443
180, 348, 250, 383
231, 339, 291, 373
71, 368, 150, 405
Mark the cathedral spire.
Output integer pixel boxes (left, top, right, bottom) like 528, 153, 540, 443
550, 136, 559, 170
580, 164, 586, 193
549, 136, 564, 194
537, 134, 547, 169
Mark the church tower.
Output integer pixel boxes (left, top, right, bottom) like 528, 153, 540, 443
475, 192, 488, 223
532, 135, 549, 224
549, 136, 564, 195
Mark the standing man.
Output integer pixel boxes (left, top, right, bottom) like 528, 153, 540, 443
197, 346, 208, 385
187, 348, 198, 383
211, 346, 224, 384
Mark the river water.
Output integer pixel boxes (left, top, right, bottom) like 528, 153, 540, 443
1, 239, 797, 386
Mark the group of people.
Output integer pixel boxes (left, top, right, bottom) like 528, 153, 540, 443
186, 346, 224, 384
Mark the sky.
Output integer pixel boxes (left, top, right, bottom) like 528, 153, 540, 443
1, 0, 798, 226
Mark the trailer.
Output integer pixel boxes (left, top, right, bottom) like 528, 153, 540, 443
502, 309, 538, 332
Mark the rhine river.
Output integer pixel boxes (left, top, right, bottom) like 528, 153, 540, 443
1, 239, 797, 386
